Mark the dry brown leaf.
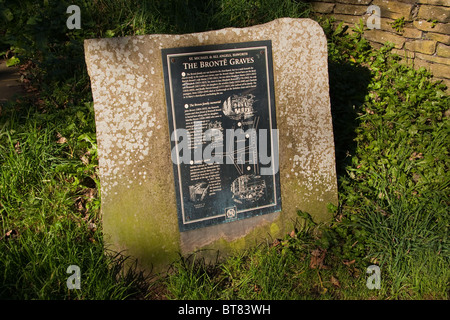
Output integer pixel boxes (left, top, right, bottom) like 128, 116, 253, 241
310, 248, 328, 269
14, 141, 21, 154
80, 155, 89, 165
409, 152, 423, 161
271, 239, 281, 247
2, 229, 18, 240
343, 259, 355, 266
330, 276, 340, 288
56, 132, 67, 144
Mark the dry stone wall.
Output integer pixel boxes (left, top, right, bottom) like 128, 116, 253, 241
310, 0, 450, 89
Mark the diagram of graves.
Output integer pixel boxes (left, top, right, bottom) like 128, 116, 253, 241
223, 93, 268, 206
186, 92, 270, 212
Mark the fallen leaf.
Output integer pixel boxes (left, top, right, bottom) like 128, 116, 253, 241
56, 132, 67, 144
409, 152, 423, 161
2, 229, 18, 241
80, 155, 89, 165
14, 141, 21, 154
271, 239, 281, 247
343, 259, 355, 266
330, 276, 340, 288
310, 248, 328, 269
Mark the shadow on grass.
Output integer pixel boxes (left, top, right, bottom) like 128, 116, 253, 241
328, 61, 372, 179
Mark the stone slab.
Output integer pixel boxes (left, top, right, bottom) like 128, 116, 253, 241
372, 0, 414, 20
416, 52, 450, 65
84, 18, 338, 273
334, 4, 367, 16
414, 58, 450, 79
404, 39, 437, 55
312, 2, 336, 14
364, 29, 406, 49
418, 5, 450, 23
413, 20, 450, 35
425, 32, 450, 45
418, 0, 450, 6
437, 43, 450, 58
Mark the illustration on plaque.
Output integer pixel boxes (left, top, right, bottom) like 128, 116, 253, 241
189, 181, 209, 202
231, 174, 266, 204
225, 111, 260, 176
204, 120, 224, 143
222, 93, 255, 120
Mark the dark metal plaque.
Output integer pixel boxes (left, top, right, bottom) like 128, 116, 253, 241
162, 40, 281, 232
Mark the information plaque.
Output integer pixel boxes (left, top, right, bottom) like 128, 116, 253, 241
162, 40, 281, 232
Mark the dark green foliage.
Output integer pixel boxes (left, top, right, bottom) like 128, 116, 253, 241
319, 20, 449, 298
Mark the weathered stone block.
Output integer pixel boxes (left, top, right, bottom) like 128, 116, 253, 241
418, 5, 450, 23
332, 14, 362, 25
426, 32, 450, 45
413, 20, 450, 34
414, 57, 432, 70
392, 48, 415, 59
334, 4, 367, 16
364, 29, 406, 49
404, 39, 437, 54
437, 43, 450, 58
312, 2, 335, 14
380, 19, 419, 37
372, 0, 414, 20
430, 63, 450, 79
392, 49, 415, 66
418, 0, 450, 6
415, 58, 450, 79
416, 52, 450, 65
336, 0, 372, 4
84, 18, 338, 273
403, 27, 423, 39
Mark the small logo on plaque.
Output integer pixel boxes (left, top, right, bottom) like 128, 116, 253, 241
225, 207, 237, 220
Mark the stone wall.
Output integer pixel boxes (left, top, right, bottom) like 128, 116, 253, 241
310, 0, 450, 89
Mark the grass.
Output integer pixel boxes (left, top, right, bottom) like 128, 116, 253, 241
0, 101, 150, 299
0, 1, 448, 300
163, 227, 383, 300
